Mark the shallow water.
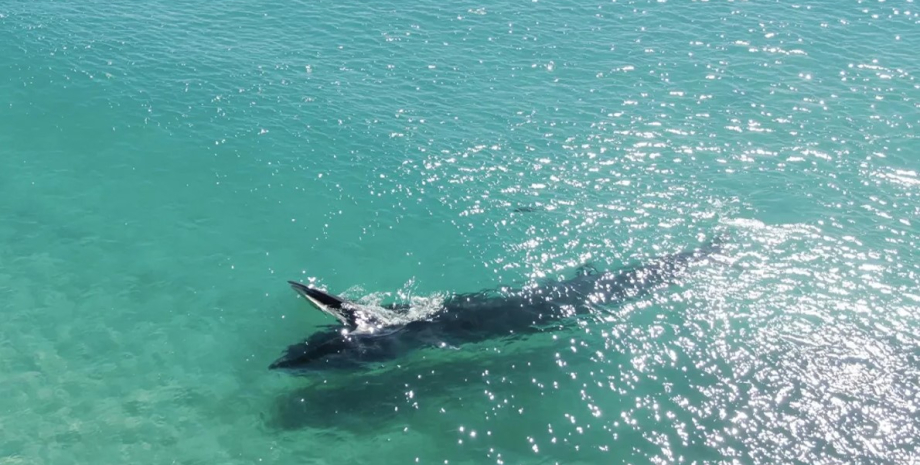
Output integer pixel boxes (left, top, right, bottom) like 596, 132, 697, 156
1, 0, 918, 463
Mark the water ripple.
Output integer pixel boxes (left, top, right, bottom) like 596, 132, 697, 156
2, 0, 919, 463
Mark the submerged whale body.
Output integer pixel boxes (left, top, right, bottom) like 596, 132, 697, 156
269, 238, 723, 373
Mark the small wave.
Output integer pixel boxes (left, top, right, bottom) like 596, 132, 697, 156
340, 287, 449, 330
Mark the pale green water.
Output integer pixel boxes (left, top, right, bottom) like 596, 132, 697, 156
1, 0, 919, 463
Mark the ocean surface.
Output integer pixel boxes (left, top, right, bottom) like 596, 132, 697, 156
1, 0, 918, 463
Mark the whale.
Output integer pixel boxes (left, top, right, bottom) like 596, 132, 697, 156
269, 237, 723, 374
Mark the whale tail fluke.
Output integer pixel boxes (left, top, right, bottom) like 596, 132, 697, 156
701, 233, 727, 254
287, 281, 358, 328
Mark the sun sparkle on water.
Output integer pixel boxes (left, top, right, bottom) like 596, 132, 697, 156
1, 0, 919, 463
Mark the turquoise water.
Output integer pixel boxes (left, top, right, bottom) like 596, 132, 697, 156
2, 0, 919, 463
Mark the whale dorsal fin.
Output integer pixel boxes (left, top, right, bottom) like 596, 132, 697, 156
287, 281, 359, 328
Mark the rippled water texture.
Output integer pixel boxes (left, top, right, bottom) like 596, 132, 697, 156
1, 0, 918, 464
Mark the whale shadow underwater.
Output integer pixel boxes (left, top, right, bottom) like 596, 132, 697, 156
266, 341, 570, 432
268, 236, 725, 375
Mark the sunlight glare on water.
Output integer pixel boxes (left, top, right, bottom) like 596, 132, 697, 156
1, 0, 918, 464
